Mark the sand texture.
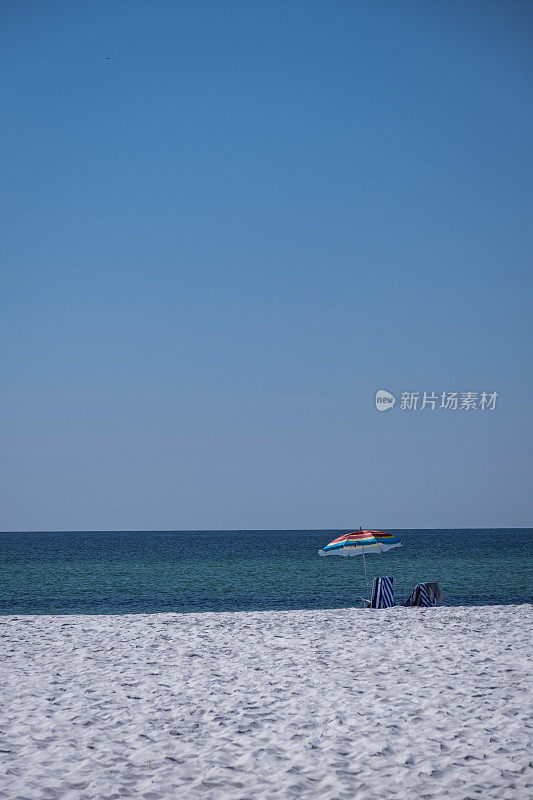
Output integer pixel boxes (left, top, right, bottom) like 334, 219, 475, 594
0, 605, 531, 799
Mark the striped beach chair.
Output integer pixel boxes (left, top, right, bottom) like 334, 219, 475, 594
404, 582, 437, 607
368, 576, 395, 608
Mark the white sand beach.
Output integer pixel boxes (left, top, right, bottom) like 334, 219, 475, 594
0, 605, 531, 800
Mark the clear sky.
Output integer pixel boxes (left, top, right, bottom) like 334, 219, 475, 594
1, 0, 532, 531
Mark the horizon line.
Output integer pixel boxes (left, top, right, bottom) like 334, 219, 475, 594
1, 526, 532, 534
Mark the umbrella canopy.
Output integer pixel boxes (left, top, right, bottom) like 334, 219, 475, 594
318, 529, 401, 556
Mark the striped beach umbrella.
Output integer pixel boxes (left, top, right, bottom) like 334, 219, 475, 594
318, 529, 402, 592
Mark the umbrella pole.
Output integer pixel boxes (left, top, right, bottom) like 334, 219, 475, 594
361, 545, 369, 596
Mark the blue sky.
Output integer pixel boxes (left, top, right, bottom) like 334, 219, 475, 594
1, 0, 532, 530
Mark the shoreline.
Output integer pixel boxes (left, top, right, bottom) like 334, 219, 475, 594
1, 605, 531, 799
1, 601, 532, 617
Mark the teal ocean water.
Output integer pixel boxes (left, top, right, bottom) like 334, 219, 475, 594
0, 529, 531, 614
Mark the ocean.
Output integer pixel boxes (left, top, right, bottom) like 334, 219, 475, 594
1, 529, 531, 614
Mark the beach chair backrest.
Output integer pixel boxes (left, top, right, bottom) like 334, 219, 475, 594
405, 583, 437, 607
370, 576, 395, 608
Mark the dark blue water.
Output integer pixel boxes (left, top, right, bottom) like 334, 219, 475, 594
0, 529, 531, 614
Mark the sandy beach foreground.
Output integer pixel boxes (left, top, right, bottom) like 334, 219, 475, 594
1, 606, 531, 800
